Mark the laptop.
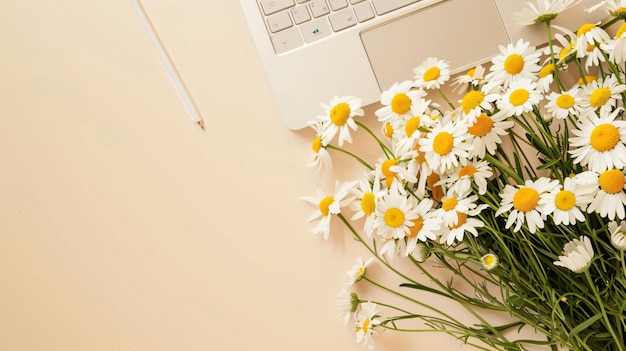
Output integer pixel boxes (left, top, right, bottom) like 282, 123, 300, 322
239, 0, 606, 130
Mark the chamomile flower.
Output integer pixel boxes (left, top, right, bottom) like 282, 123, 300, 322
553, 235, 594, 273
481, 253, 499, 270
575, 22, 610, 59
418, 117, 472, 174
608, 220, 626, 250
601, 23, 626, 64
466, 112, 515, 159
438, 160, 493, 195
354, 302, 382, 350
436, 189, 481, 228
514, 0, 582, 25
496, 77, 543, 116
586, 0, 626, 19
540, 176, 595, 225
413, 57, 451, 90
536, 62, 555, 93
495, 178, 560, 234
569, 107, 626, 173
346, 257, 375, 285
577, 169, 626, 220
300, 181, 357, 240
403, 198, 442, 256
451, 65, 486, 94
488, 39, 542, 88
351, 173, 386, 237
544, 86, 584, 120
319, 96, 364, 147
459, 78, 503, 121
337, 288, 359, 326
439, 202, 487, 245
307, 120, 333, 173
376, 80, 427, 125
375, 146, 418, 188
578, 75, 626, 115
373, 186, 420, 240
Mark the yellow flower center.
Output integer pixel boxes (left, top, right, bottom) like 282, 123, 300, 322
391, 93, 411, 115
586, 43, 596, 53
423, 67, 441, 82
330, 102, 351, 126
466, 68, 476, 77
461, 90, 485, 114
312, 136, 322, 153
510, 88, 530, 106
559, 45, 572, 60
405, 116, 421, 137
433, 132, 454, 155
482, 254, 496, 267
405, 216, 425, 238
599, 169, 625, 194
590, 87, 611, 108
361, 193, 376, 216
555, 190, 576, 211
382, 159, 396, 178
513, 187, 539, 213
383, 123, 393, 138
449, 212, 468, 230
504, 54, 525, 75
556, 94, 575, 109
459, 165, 477, 178
413, 146, 426, 164
427, 173, 444, 202
319, 196, 335, 217
468, 114, 493, 137
442, 197, 458, 211
616, 22, 626, 39
578, 75, 597, 85
590, 123, 620, 152
361, 318, 371, 334
539, 63, 554, 78
578, 23, 596, 37
385, 207, 405, 228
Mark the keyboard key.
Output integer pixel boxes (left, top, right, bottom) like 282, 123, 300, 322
266, 11, 293, 33
291, 6, 311, 24
328, 0, 348, 11
371, 0, 419, 15
259, 0, 295, 15
329, 8, 356, 31
353, 2, 374, 22
270, 27, 304, 53
300, 18, 332, 43
309, 0, 330, 17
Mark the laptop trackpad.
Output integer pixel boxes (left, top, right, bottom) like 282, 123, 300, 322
360, 0, 510, 90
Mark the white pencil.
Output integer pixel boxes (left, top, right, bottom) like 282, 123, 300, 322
131, 0, 205, 130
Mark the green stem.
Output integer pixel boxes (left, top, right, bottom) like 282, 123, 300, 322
327, 144, 373, 170
584, 269, 624, 351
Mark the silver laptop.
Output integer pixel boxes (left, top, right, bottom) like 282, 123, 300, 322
239, 0, 604, 130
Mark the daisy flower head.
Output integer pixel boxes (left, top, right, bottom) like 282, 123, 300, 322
351, 172, 386, 237
319, 96, 364, 147
536, 62, 555, 93
544, 86, 583, 120
375, 80, 427, 125
300, 180, 358, 240
459, 78, 503, 121
481, 253, 499, 270
418, 117, 472, 174
438, 197, 487, 246
488, 38, 542, 88
601, 22, 626, 64
346, 257, 375, 285
553, 235, 594, 273
403, 197, 442, 256
375, 147, 418, 189
337, 288, 359, 326
306, 120, 333, 173
373, 185, 420, 240
578, 75, 626, 115
575, 22, 610, 59
578, 169, 626, 220
514, 0, 581, 25
539, 176, 595, 225
569, 107, 626, 173
587, 0, 626, 19
608, 220, 626, 250
438, 160, 493, 195
451, 65, 486, 94
413, 57, 451, 90
496, 77, 543, 117
466, 112, 515, 159
354, 302, 382, 350
495, 177, 560, 234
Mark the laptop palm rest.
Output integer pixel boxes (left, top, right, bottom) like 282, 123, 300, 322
360, 0, 511, 91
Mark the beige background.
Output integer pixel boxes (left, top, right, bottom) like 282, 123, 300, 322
0, 1, 548, 350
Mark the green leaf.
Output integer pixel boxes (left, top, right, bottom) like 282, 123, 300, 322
568, 314, 603, 338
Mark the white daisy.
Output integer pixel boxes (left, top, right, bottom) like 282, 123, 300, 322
300, 181, 357, 240
496, 77, 543, 117
459, 78, 503, 121
514, 0, 582, 25
439, 203, 487, 246
574, 22, 610, 59
351, 172, 386, 237
488, 39, 542, 88
418, 117, 472, 174
495, 178, 560, 234
413, 57, 451, 90
578, 75, 626, 115
481, 253, 499, 270
346, 257, 375, 285
436, 189, 481, 227
390, 98, 432, 153
318, 96, 364, 147
586, 0, 626, 18
451, 65, 486, 94
539, 176, 595, 225
466, 112, 515, 159
375, 146, 419, 189
601, 23, 626, 64
608, 220, 626, 250
544, 86, 584, 120
375, 80, 427, 125
354, 302, 382, 350
403, 197, 442, 256
569, 107, 626, 173
582, 40, 606, 71
306, 120, 333, 173
373, 185, 420, 240
536, 62, 554, 93
437, 160, 493, 195
337, 288, 359, 326
577, 169, 626, 220
553, 235, 594, 273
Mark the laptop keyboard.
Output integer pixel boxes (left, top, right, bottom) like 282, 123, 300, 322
258, 0, 420, 54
